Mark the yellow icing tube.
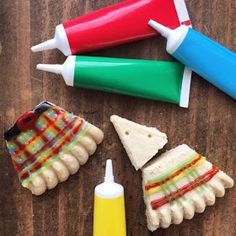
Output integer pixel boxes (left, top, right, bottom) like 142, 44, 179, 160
93, 160, 126, 236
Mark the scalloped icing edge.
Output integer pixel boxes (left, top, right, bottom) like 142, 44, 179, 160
22, 123, 104, 195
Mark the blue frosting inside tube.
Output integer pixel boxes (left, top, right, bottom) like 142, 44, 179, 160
173, 28, 236, 99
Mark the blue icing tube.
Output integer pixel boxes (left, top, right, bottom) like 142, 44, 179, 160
149, 20, 236, 100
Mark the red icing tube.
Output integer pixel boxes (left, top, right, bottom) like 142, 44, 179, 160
31, 0, 191, 55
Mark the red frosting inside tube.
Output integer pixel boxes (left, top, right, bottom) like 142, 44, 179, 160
63, 0, 191, 54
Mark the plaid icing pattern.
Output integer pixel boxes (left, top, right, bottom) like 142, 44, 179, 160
144, 154, 219, 210
6, 106, 90, 185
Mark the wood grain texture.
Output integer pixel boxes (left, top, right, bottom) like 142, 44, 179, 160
0, 0, 235, 235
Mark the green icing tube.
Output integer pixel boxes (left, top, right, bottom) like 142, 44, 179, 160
37, 56, 192, 107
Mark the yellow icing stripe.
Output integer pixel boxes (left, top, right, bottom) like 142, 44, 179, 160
146, 153, 199, 185
21, 124, 91, 185
146, 157, 205, 196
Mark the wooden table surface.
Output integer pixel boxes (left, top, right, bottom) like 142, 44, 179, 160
0, 0, 235, 235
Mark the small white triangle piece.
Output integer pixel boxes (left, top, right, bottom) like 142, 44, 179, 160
110, 115, 168, 170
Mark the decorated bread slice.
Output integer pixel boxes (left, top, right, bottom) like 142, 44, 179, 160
142, 144, 234, 231
110, 115, 167, 170
4, 102, 104, 195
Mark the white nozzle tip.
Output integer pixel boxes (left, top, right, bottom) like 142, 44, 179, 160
148, 19, 156, 27
105, 159, 114, 183
36, 64, 44, 70
31, 38, 57, 52
36, 64, 63, 74
31, 45, 40, 52
148, 19, 170, 38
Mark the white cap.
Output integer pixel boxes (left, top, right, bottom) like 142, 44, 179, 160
95, 159, 124, 199
149, 19, 192, 108
149, 20, 172, 38
148, 19, 189, 54
104, 159, 114, 183
37, 64, 63, 74
36, 56, 76, 87
31, 24, 72, 56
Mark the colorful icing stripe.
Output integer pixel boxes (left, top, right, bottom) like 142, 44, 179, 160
146, 153, 200, 186
151, 165, 219, 210
8, 107, 62, 160
19, 119, 84, 180
145, 154, 204, 191
13, 111, 78, 171
21, 122, 90, 185
146, 158, 205, 196
6, 105, 91, 184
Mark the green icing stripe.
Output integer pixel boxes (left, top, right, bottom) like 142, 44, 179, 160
190, 168, 205, 191
20, 117, 80, 175
147, 153, 198, 185
159, 165, 197, 203
157, 163, 206, 204
160, 183, 172, 203
21, 123, 91, 185
184, 167, 200, 193
169, 179, 185, 204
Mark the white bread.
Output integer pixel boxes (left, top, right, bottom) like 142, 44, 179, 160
110, 115, 167, 170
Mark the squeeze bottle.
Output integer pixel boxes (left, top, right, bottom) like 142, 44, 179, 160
93, 159, 126, 236
149, 20, 236, 100
37, 56, 191, 107
31, 0, 191, 55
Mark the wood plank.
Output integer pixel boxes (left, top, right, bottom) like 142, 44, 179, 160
0, 0, 235, 235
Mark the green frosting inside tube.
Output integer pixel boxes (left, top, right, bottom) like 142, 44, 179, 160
74, 56, 185, 105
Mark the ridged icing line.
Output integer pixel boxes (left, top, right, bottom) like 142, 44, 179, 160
145, 154, 204, 190
146, 158, 205, 196
151, 165, 219, 210
21, 122, 90, 185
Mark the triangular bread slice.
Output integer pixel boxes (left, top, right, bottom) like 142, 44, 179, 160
110, 115, 168, 170
142, 144, 234, 231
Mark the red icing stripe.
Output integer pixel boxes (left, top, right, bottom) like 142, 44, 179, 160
181, 20, 191, 26
42, 112, 63, 132
31, 111, 70, 147
19, 120, 84, 181
145, 155, 202, 191
15, 116, 79, 172
151, 166, 219, 210
11, 139, 32, 171
11, 108, 62, 158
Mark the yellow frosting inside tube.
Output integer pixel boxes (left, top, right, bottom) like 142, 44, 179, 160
93, 194, 126, 236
